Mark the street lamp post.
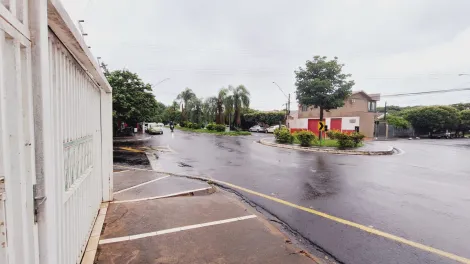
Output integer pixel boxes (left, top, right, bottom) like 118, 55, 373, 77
152, 78, 171, 87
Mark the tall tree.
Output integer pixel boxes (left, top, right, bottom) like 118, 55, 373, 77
203, 97, 218, 124
176, 87, 196, 121
216, 87, 229, 124
163, 101, 181, 124
187, 97, 203, 124
106, 69, 159, 132
458, 109, 470, 137
295, 56, 354, 139
224, 95, 234, 125
230, 85, 250, 127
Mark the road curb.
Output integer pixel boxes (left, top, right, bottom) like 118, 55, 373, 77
113, 136, 152, 145
259, 137, 394, 155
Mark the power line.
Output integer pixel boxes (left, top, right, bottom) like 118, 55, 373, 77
382, 87, 470, 97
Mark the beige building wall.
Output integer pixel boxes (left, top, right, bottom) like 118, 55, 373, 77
297, 92, 378, 137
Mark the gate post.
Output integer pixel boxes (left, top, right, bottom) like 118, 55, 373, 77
30, 0, 59, 263
101, 90, 113, 202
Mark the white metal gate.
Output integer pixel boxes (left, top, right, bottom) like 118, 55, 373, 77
1, 0, 113, 263
48, 31, 103, 264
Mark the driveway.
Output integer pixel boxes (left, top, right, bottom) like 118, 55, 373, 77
141, 129, 470, 264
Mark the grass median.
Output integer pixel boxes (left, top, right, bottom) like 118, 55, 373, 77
176, 127, 251, 136
293, 137, 340, 147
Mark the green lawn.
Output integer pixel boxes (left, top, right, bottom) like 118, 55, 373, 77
176, 127, 251, 136
293, 137, 340, 147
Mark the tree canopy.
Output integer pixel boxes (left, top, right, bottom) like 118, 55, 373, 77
404, 106, 460, 134
295, 56, 354, 138
107, 69, 161, 127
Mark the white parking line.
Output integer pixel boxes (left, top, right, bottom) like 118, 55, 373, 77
113, 176, 169, 194
99, 215, 257, 245
112, 187, 213, 204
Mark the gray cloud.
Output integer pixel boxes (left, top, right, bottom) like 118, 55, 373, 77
62, 0, 470, 109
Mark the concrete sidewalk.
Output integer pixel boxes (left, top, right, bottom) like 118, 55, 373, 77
87, 169, 318, 264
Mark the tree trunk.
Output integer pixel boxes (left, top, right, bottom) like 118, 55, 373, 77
235, 109, 241, 127
319, 107, 323, 140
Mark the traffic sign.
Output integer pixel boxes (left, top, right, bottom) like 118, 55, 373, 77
318, 121, 326, 131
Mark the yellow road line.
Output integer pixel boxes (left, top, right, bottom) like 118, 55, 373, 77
110, 165, 470, 263
214, 179, 470, 264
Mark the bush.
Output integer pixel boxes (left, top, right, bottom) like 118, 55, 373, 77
326, 130, 342, 140
206, 123, 216, 131
294, 130, 317, 147
190, 123, 203, 129
180, 121, 191, 128
336, 131, 365, 149
274, 127, 293, 144
350, 132, 365, 146
337, 138, 356, 149
214, 124, 226, 132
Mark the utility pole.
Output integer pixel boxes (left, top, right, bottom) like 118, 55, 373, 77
384, 101, 387, 121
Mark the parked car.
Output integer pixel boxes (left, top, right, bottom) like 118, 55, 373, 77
148, 123, 163, 135
249, 125, 267, 133
266, 125, 286, 133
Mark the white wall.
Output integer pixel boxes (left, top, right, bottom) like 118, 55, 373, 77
341, 117, 360, 130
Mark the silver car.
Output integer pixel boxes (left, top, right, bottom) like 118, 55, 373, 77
249, 125, 267, 133
266, 125, 286, 133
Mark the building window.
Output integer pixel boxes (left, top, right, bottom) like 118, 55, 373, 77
368, 101, 376, 112
301, 105, 308, 111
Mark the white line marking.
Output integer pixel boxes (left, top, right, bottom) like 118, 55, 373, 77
113, 176, 170, 194
112, 187, 213, 204
99, 215, 257, 245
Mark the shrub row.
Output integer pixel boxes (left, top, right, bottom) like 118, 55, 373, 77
180, 121, 204, 129
274, 128, 366, 149
206, 123, 226, 132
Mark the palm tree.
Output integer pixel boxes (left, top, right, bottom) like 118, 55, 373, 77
223, 94, 234, 126
176, 88, 196, 121
216, 87, 229, 124
231, 85, 250, 127
203, 97, 218, 124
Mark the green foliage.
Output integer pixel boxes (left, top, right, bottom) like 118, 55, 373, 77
177, 126, 249, 136
386, 115, 410, 129
350, 132, 365, 146
332, 131, 365, 149
295, 56, 354, 128
451, 103, 470, 111
190, 123, 203, 129
405, 106, 460, 134
460, 110, 470, 126
177, 88, 196, 121
337, 137, 356, 149
230, 85, 251, 126
206, 123, 216, 131
214, 124, 226, 132
274, 127, 294, 144
326, 130, 342, 140
162, 101, 181, 124
294, 130, 317, 147
180, 121, 192, 128
107, 69, 161, 127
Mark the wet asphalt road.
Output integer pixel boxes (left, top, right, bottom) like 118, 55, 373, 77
144, 128, 470, 264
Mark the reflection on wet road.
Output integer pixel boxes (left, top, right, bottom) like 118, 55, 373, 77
145, 129, 470, 264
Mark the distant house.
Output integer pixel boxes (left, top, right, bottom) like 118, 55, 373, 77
290, 91, 380, 138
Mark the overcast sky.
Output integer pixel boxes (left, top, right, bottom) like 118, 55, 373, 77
61, 0, 470, 110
